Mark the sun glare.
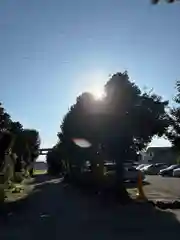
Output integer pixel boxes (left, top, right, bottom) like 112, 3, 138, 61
82, 71, 106, 100
91, 86, 105, 100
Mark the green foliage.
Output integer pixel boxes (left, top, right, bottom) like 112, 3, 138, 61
22, 129, 41, 161
166, 81, 180, 150
58, 71, 169, 200
0, 103, 11, 131
176, 156, 180, 164
60, 72, 169, 162
0, 102, 40, 183
46, 143, 64, 175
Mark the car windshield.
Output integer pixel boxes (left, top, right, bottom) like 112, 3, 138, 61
167, 165, 179, 170
143, 164, 152, 170
174, 167, 180, 170
137, 164, 144, 169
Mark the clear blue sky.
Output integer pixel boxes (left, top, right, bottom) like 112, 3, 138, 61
1, 0, 180, 158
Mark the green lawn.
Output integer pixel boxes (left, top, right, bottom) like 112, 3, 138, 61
34, 169, 47, 175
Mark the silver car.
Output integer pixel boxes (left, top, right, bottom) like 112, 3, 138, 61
124, 166, 145, 182
173, 168, 180, 177
143, 163, 169, 175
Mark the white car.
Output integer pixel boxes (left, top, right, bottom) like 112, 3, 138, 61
143, 163, 169, 175
140, 164, 152, 172
136, 164, 151, 171
173, 168, 180, 177
136, 164, 146, 170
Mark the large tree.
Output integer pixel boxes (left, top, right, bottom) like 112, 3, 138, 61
102, 72, 169, 201
9, 126, 40, 174
46, 143, 64, 175
166, 81, 180, 150
59, 72, 169, 202
20, 129, 41, 175
0, 102, 40, 177
22, 129, 40, 160
0, 103, 11, 132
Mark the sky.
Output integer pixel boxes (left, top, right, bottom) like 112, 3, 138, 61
1, 0, 180, 160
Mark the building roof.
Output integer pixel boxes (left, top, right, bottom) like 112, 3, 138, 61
146, 147, 173, 155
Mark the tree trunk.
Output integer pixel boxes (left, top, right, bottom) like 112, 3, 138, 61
29, 168, 34, 177
116, 161, 132, 204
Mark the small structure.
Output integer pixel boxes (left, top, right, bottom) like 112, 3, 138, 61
140, 147, 178, 165
39, 148, 52, 155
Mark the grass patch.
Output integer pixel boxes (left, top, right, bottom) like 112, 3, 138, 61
4, 180, 33, 203
34, 169, 47, 175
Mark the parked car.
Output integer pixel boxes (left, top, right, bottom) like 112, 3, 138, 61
143, 163, 169, 175
136, 164, 146, 170
136, 164, 151, 171
159, 164, 180, 177
104, 163, 145, 182
173, 168, 180, 177
104, 162, 116, 171
140, 164, 152, 172
124, 166, 145, 182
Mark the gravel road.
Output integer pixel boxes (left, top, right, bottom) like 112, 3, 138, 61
0, 174, 180, 240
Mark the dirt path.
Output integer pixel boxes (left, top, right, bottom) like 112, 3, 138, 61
1, 174, 180, 240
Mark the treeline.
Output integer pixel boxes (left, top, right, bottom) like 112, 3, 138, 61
46, 71, 180, 201
0, 103, 40, 185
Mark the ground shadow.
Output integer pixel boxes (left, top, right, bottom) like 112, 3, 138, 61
125, 180, 150, 189
23, 172, 64, 186
0, 174, 180, 240
30, 173, 62, 184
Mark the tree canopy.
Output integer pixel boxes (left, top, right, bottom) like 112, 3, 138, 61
0, 102, 41, 176
54, 71, 170, 200
59, 72, 169, 163
166, 80, 180, 150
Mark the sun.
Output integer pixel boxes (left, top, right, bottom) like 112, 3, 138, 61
90, 85, 105, 100
82, 70, 107, 100
92, 87, 105, 100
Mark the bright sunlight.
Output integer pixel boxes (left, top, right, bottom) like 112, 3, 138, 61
90, 85, 105, 100
86, 71, 106, 100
